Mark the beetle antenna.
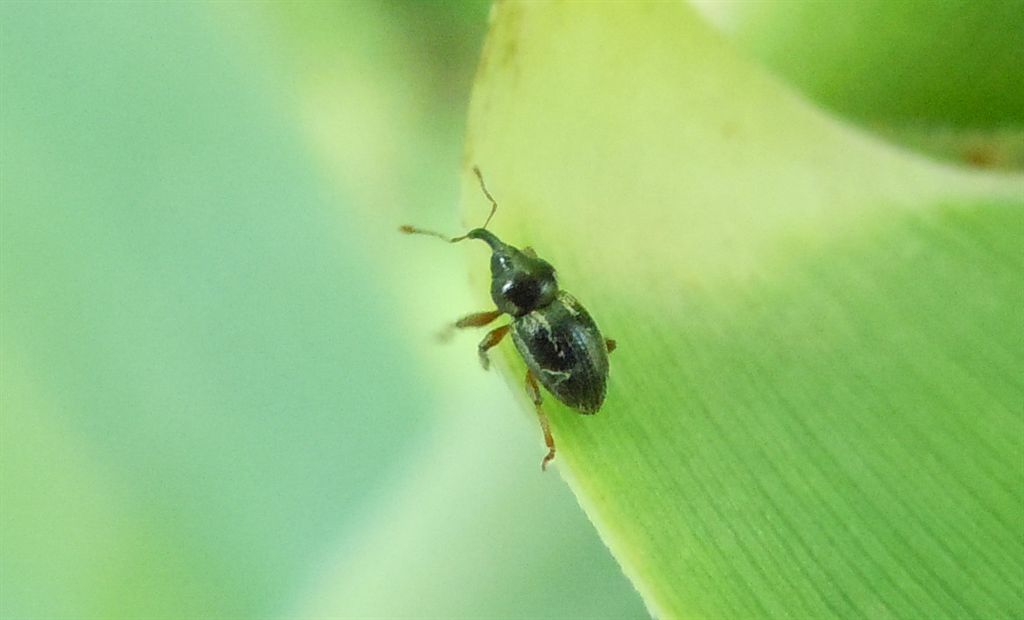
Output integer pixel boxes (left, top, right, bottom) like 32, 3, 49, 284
473, 166, 498, 230
398, 166, 498, 243
397, 224, 462, 242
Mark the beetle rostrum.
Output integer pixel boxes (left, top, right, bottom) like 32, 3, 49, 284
400, 167, 616, 470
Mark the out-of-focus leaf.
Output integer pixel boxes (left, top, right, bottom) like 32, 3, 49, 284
691, 0, 1024, 170
693, 0, 1024, 128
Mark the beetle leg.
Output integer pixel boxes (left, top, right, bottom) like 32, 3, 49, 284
456, 309, 502, 328
437, 309, 502, 341
521, 246, 537, 258
476, 324, 510, 370
606, 338, 617, 354
525, 369, 556, 470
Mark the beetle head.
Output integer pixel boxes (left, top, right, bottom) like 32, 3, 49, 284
483, 239, 558, 316
401, 166, 558, 314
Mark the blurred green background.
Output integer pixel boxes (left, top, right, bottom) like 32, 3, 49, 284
0, 3, 647, 618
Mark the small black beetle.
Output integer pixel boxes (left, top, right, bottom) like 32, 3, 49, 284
400, 167, 615, 470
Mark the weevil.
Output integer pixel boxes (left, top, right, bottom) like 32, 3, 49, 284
400, 167, 615, 470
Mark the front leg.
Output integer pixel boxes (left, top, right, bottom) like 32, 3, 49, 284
437, 309, 502, 341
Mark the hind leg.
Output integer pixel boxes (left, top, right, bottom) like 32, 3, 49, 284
525, 369, 556, 470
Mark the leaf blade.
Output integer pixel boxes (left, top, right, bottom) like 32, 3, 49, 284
465, 3, 1024, 617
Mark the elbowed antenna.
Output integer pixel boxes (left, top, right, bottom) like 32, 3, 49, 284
471, 166, 498, 231
398, 166, 500, 243
398, 224, 461, 242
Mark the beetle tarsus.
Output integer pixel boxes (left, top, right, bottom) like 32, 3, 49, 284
541, 447, 556, 471
477, 324, 510, 371
436, 325, 455, 343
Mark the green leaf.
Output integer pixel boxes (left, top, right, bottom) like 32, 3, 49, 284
463, 3, 1024, 617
